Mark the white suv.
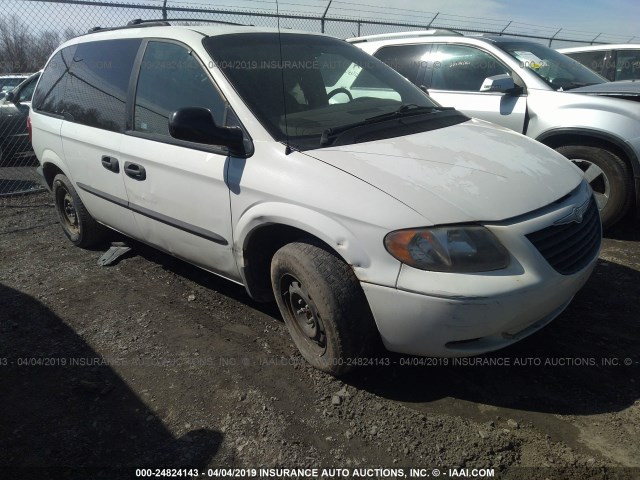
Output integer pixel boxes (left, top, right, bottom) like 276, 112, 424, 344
348, 31, 640, 228
31, 22, 600, 375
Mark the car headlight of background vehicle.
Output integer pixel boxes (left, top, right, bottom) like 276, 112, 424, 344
384, 226, 510, 273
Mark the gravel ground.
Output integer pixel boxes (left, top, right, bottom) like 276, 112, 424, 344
1, 192, 639, 480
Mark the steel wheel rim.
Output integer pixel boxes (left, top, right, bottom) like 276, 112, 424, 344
281, 275, 327, 356
572, 159, 609, 211
59, 188, 79, 235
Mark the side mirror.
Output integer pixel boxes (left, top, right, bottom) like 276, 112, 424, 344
5, 91, 16, 102
169, 107, 244, 153
480, 74, 521, 95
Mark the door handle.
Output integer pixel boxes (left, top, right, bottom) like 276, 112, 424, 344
124, 161, 146, 181
101, 155, 119, 173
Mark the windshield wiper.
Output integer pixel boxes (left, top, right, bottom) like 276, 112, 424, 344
320, 104, 452, 146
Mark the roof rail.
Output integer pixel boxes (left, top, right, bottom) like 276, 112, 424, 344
347, 29, 462, 43
87, 18, 251, 34
88, 19, 170, 33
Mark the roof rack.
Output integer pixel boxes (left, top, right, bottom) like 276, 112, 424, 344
347, 29, 462, 44
87, 18, 250, 34
88, 19, 170, 33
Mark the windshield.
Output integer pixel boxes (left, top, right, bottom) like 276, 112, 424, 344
204, 33, 450, 150
497, 41, 607, 91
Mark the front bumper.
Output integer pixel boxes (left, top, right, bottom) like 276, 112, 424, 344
362, 262, 593, 357
362, 181, 600, 357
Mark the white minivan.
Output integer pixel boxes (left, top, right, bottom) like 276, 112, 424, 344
30, 22, 600, 375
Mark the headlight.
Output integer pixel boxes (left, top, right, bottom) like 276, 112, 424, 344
384, 226, 510, 272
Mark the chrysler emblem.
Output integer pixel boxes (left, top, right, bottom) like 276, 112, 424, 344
554, 200, 589, 225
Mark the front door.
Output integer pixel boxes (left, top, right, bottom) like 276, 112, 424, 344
120, 40, 238, 279
424, 43, 528, 133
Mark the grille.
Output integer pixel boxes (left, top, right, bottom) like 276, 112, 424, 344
526, 197, 601, 275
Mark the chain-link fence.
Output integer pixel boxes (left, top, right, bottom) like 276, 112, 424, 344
1, 0, 636, 200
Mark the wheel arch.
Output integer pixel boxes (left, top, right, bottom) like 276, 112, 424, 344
536, 128, 639, 210
235, 204, 372, 302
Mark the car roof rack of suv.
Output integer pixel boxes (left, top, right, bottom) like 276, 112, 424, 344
348, 29, 462, 43
88, 19, 170, 33
87, 18, 251, 34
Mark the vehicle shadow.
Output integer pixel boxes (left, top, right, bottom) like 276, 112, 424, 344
345, 258, 640, 417
0, 283, 223, 479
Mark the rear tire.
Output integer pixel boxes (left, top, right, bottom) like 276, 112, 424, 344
53, 173, 107, 248
270, 241, 378, 376
556, 145, 633, 229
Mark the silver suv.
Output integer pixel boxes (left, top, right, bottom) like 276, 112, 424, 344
348, 31, 640, 228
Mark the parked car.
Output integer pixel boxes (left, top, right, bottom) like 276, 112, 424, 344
558, 44, 640, 82
31, 22, 600, 375
0, 74, 30, 93
347, 31, 640, 228
0, 71, 41, 165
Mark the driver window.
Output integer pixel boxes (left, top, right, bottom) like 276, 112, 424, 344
430, 44, 511, 92
134, 41, 227, 136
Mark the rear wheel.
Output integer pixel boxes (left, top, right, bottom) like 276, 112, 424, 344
270, 241, 377, 376
53, 173, 107, 248
556, 145, 633, 229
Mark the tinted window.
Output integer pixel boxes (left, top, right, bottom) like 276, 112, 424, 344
565, 50, 610, 78
430, 44, 511, 91
204, 33, 443, 151
33, 47, 76, 115
64, 39, 140, 132
134, 41, 226, 137
614, 50, 640, 81
373, 44, 430, 83
17, 75, 39, 102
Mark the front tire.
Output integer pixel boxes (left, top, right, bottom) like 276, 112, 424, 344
556, 145, 633, 229
53, 173, 107, 248
271, 241, 377, 376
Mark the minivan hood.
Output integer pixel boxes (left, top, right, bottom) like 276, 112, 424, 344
304, 119, 583, 225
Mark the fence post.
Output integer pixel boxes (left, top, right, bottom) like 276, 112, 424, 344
162, 0, 167, 20
357, 21, 361, 37
500, 21, 512, 35
548, 28, 562, 47
427, 12, 439, 28
321, 0, 333, 33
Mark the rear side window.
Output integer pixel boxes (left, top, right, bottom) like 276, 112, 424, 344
373, 44, 431, 83
64, 39, 141, 132
134, 41, 226, 137
33, 47, 76, 115
614, 50, 640, 81
565, 50, 612, 80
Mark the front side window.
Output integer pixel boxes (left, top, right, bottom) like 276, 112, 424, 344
499, 41, 606, 90
204, 33, 451, 150
428, 44, 512, 91
134, 41, 227, 137
64, 39, 141, 131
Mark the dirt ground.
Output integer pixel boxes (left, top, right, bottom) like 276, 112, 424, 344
1, 192, 639, 480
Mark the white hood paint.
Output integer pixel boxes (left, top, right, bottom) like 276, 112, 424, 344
304, 119, 583, 225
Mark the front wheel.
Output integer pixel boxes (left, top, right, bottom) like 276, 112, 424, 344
556, 145, 633, 229
271, 241, 377, 376
53, 173, 107, 248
